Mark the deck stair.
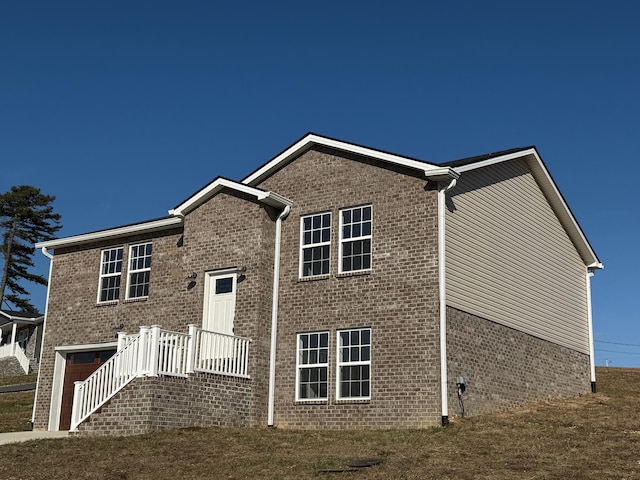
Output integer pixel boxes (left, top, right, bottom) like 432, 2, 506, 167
70, 324, 251, 431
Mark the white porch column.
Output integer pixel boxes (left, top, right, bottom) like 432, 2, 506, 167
10, 322, 17, 356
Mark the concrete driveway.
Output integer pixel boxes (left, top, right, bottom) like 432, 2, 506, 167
0, 430, 69, 445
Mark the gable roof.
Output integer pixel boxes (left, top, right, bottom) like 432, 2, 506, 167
35, 178, 292, 251
241, 132, 458, 186
35, 216, 183, 251
169, 177, 292, 216
439, 146, 536, 169
34, 133, 599, 269
442, 146, 602, 269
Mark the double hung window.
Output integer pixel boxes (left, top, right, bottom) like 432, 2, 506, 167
337, 328, 371, 399
126, 242, 153, 299
339, 205, 372, 273
296, 332, 329, 400
98, 247, 123, 302
300, 212, 331, 277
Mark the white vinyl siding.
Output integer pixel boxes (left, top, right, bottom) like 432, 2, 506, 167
446, 158, 589, 353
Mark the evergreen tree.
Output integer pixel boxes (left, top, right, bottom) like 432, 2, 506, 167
0, 185, 61, 313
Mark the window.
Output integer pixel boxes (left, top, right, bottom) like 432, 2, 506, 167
296, 331, 329, 400
337, 328, 371, 400
127, 242, 152, 299
215, 277, 233, 294
339, 205, 372, 273
98, 247, 123, 302
300, 212, 331, 278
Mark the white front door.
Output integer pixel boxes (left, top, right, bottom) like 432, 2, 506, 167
202, 272, 236, 335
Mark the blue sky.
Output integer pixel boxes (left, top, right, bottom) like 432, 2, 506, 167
1, 1, 638, 366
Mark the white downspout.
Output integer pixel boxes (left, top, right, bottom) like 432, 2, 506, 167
268, 205, 290, 427
32, 246, 54, 426
586, 269, 596, 393
438, 178, 456, 426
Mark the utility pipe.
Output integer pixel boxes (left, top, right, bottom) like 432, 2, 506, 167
268, 205, 290, 427
438, 178, 457, 426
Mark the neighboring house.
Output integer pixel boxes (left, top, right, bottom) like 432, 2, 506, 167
31, 133, 602, 435
0, 310, 44, 376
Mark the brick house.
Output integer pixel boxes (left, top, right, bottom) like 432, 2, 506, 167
32, 133, 602, 435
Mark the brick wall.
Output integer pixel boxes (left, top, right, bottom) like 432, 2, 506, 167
258, 147, 443, 428
34, 189, 276, 430
446, 306, 591, 419
75, 372, 252, 436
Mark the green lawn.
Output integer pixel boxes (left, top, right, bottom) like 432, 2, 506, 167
0, 368, 637, 479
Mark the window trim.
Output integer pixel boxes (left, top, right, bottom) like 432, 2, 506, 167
299, 211, 332, 279
336, 327, 372, 401
97, 246, 124, 304
338, 205, 373, 274
125, 242, 153, 300
295, 331, 330, 402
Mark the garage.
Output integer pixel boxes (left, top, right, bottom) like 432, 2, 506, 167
59, 349, 116, 430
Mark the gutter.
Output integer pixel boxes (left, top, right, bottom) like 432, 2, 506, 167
31, 246, 54, 426
267, 205, 291, 427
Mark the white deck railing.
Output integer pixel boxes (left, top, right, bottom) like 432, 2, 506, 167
189, 325, 251, 378
157, 329, 190, 377
0, 343, 30, 374
70, 324, 251, 431
70, 331, 144, 431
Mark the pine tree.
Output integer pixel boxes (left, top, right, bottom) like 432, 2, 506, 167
0, 185, 62, 313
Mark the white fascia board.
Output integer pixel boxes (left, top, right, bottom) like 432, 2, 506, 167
454, 148, 602, 268
169, 178, 292, 216
452, 148, 539, 173
242, 133, 441, 186
34, 217, 183, 251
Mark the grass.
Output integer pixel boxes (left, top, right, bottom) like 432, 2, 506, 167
0, 374, 37, 433
0, 367, 639, 479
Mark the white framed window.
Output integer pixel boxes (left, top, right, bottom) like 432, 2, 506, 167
339, 205, 372, 273
300, 212, 331, 278
296, 331, 329, 401
98, 247, 123, 303
336, 328, 371, 400
126, 242, 152, 299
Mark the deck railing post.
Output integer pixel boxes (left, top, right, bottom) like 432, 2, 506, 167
137, 326, 150, 375
187, 324, 197, 374
149, 325, 161, 377
117, 331, 127, 351
70, 381, 83, 431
